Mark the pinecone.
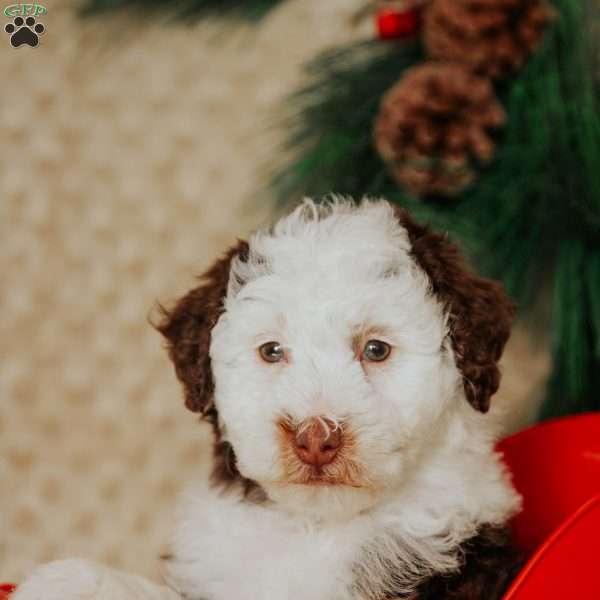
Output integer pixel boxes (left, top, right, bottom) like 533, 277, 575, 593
424, 0, 554, 79
374, 62, 505, 196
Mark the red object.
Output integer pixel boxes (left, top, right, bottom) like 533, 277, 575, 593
503, 495, 600, 599
498, 412, 600, 556
376, 7, 421, 40
498, 413, 600, 600
0, 584, 16, 599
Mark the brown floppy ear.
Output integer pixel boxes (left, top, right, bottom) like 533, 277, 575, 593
395, 207, 515, 413
156, 240, 249, 415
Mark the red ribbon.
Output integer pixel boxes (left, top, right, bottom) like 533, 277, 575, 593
0, 584, 16, 599
376, 7, 421, 39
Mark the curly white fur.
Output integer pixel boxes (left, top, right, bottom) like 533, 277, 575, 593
166, 198, 519, 600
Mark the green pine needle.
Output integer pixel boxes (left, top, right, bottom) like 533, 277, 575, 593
78, 0, 283, 22
542, 240, 600, 418
270, 39, 424, 203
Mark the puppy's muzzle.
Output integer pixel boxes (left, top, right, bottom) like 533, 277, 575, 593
291, 417, 343, 468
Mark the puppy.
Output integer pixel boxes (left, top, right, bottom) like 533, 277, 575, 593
14, 199, 521, 600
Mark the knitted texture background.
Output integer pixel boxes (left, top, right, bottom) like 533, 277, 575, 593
1, 0, 549, 584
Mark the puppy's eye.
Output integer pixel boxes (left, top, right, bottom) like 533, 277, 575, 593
259, 341, 285, 363
362, 340, 391, 362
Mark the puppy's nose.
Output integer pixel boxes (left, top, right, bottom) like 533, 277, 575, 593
292, 417, 343, 467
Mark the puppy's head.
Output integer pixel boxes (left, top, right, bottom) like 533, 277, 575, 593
158, 199, 514, 518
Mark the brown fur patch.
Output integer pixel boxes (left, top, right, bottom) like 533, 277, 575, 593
413, 525, 523, 600
155, 240, 248, 415
155, 240, 261, 495
394, 208, 515, 412
277, 418, 367, 488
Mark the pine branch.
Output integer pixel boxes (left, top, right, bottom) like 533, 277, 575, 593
269, 39, 424, 203
542, 239, 600, 418
78, 0, 283, 22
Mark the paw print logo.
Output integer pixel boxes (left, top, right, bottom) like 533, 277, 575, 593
5, 15, 45, 48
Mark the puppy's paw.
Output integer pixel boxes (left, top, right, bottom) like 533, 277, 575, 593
13, 559, 182, 600
12, 559, 104, 600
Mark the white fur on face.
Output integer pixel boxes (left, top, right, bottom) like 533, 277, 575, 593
167, 199, 520, 600
210, 199, 463, 518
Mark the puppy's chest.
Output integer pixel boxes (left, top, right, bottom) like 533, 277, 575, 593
167, 501, 370, 600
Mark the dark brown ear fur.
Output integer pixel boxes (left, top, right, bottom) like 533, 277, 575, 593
395, 208, 515, 412
156, 240, 265, 496
155, 240, 248, 416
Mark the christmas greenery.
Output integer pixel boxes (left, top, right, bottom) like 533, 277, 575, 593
79, 0, 283, 22
269, 0, 600, 418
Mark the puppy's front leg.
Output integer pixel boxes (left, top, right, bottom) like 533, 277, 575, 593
12, 559, 181, 600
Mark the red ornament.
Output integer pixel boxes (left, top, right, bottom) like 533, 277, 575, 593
0, 584, 16, 599
376, 6, 421, 40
